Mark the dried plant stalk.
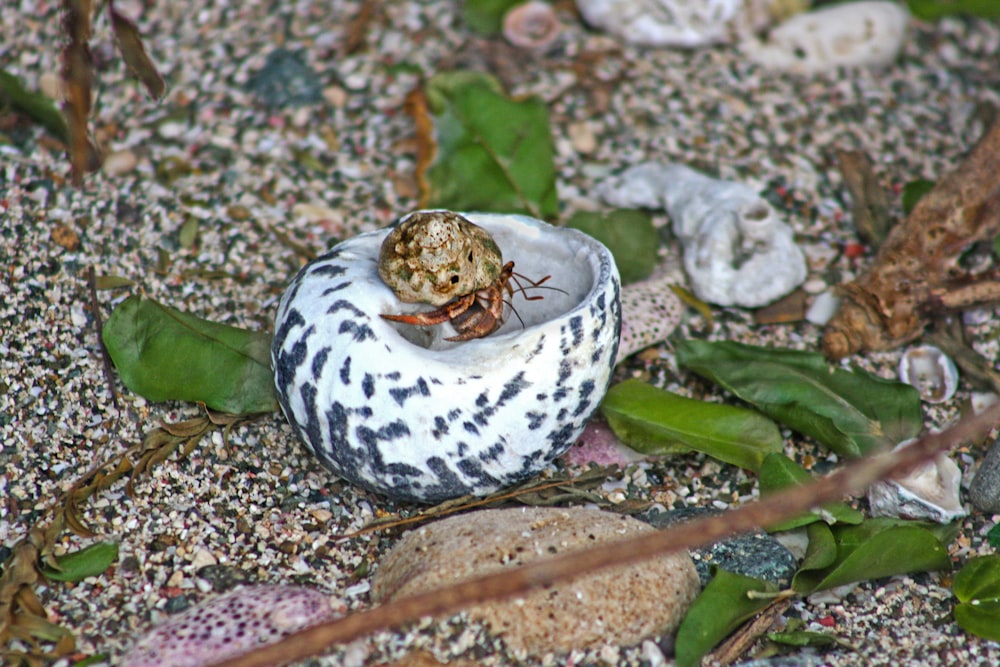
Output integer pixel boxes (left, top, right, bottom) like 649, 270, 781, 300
822, 117, 1000, 359
214, 401, 1000, 667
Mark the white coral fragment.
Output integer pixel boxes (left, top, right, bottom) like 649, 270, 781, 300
868, 440, 966, 524
743, 1, 910, 73
576, 0, 771, 48
601, 162, 807, 308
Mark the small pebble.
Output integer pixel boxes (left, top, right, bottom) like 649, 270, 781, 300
970, 438, 1000, 513
102, 149, 139, 176
246, 48, 323, 108
643, 507, 799, 586
372, 507, 700, 654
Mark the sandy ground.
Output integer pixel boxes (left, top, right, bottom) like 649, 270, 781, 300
3, 1, 1000, 665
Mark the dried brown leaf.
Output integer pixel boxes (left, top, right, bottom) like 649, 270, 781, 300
109, 1, 166, 100
404, 85, 434, 208
837, 149, 891, 247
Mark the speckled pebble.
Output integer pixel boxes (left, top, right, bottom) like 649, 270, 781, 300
372, 506, 700, 654
245, 48, 323, 108
643, 507, 798, 587
970, 438, 1000, 513
121, 585, 344, 667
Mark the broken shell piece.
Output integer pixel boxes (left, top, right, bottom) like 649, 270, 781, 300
742, 1, 910, 73
804, 289, 841, 326
898, 345, 959, 404
121, 585, 344, 667
600, 162, 806, 308
576, 0, 773, 48
503, 1, 562, 51
617, 258, 687, 362
868, 439, 966, 523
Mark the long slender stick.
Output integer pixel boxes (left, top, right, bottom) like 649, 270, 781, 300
215, 401, 1000, 667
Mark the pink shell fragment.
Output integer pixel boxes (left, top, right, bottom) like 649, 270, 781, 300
121, 585, 344, 667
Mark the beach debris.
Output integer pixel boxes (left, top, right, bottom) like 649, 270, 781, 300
372, 506, 700, 654
502, 1, 562, 51
898, 345, 959, 404
867, 440, 966, 523
600, 162, 806, 308
743, 1, 910, 73
822, 117, 1000, 359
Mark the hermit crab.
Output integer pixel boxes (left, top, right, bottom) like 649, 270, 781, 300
377, 211, 550, 341
272, 210, 621, 502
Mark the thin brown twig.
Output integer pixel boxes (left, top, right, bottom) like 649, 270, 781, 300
87, 266, 119, 409
213, 400, 1000, 667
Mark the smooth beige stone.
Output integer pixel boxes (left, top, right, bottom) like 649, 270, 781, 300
372, 506, 700, 654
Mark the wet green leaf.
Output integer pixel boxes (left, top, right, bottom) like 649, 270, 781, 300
674, 568, 778, 667
179, 215, 200, 249
420, 71, 558, 219
102, 294, 278, 414
905, 0, 1000, 19
674, 340, 923, 458
954, 555, 1000, 641
565, 210, 659, 284
792, 518, 955, 594
42, 542, 118, 582
758, 453, 864, 531
0, 69, 69, 143
463, 0, 523, 33
902, 178, 935, 215
987, 523, 1000, 548
600, 379, 782, 472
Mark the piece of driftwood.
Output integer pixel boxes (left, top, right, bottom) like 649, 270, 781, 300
822, 117, 1000, 359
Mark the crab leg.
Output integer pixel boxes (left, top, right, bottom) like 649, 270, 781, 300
380, 292, 477, 326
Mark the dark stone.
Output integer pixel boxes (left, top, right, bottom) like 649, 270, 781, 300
970, 437, 1000, 513
163, 594, 195, 614
245, 48, 322, 108
196, 564, 253, 592
640, 506, 799, 587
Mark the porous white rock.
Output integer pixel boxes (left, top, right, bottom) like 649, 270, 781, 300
743, 1, 910, 73
372, 506, 700, 654
576, 0, 771, 48
601, 162, 806, 308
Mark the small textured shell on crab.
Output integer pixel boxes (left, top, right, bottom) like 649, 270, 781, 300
272, 212, 621, 503
576, 0, 774, 48
601, 162, 806, 308
742, 1, 910, 73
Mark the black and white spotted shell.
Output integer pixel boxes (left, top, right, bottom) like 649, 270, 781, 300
272, 212, 621, 503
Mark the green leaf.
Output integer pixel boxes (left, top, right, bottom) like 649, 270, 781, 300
600, 379, 783, 472
987, 523, 1000, 548
102, 294, 278, 414
565, 210, 660, 284
674, 568, 778, 667
954, 555, 1000, 641
674, 340, 923, 458
0, 69, 69, 143
901, 178, 935, 216
792, 519, 954, 594
758, 453, 864, 531
422, 71, 558, 219
905, 0, 1000, 20
463, 0, 523, 33
42, 542, 118, 582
